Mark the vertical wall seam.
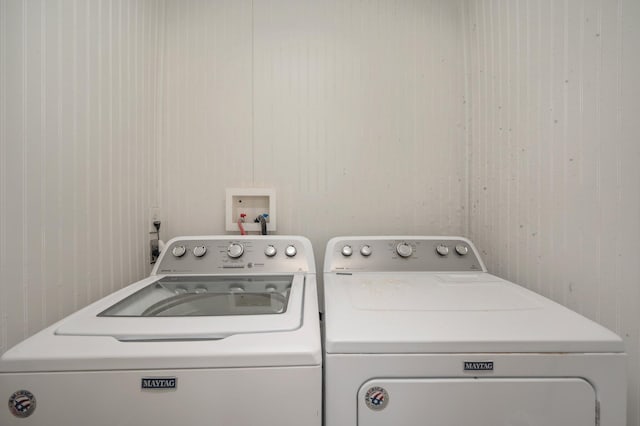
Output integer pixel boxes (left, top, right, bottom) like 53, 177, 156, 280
107, 0, 114, 294
562, 0, 569, 306
577, 0, 585, 313
21, 0, 29, 340
127, 0, 133, 284
461, 0, 472, 238
133, 0, 140, 281
594, 0, 603, 322
614, 0, 623, 335
504, 0, 511, 279
251, 0, 255, 184
97, 1, 104, 298
547, 0, 554, 299
483, 0, 490, 260
473, 1, 482, 245
84, 0, 91, 303
153, 0, 167, 232
56, 1, 63, 318
40, 0, 48, 329
72, 0, 79, 311
534, 0, 542, 293
514, 0, 521, 284
117, 0, 124, 290
0, 0, 6, 354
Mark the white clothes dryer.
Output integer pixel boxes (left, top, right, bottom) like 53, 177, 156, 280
0, 236, 321, 426
323, 236, 626, 426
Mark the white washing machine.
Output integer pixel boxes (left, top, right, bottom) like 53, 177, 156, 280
323, 236, 626, 426
0, 235, 321, 426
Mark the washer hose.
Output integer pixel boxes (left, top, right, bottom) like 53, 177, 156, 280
256, 214, 268, 235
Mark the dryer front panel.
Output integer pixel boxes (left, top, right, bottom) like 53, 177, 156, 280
357, 378, 596, 426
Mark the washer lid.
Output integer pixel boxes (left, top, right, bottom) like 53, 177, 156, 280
55, 275, 304, 340
323, 272, 624, 353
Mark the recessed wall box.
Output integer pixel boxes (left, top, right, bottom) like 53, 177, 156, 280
225, 188, 276, 232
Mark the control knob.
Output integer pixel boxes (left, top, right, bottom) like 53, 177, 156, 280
193, 246, 207, 257
227, 243, 244, 259
396, 242, 413, 258
341, 245, 353, 257
455, 244, 469, 255
360, 245, 372, 257
171, 245, 186, 258
227, 243, 244, 258
285, 245, 297, 257
264, 245, 277, 257
436, 244, 449, 256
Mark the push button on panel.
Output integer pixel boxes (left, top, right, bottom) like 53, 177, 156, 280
193, 246, 207, 257
436, 244, 449, 256
171, 245, 186, 258
455, 244, 469, 255
264, 245, 277, 257
396, 242, 413, 258
285, 245, 297, 257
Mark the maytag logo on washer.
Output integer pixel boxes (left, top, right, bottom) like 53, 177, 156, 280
141, 377, 177, 390
364, 386, 389, 411
8, 390, 36, 418
463, 361, 494, 371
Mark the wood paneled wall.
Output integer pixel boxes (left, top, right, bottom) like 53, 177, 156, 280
464, 1, 640, 424
1, 2, 639, 424
159, 0, 468, 273
0, 0, 163, 354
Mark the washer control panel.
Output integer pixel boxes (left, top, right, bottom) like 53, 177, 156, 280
155, 236, 311, 274
325, 237, 485, 272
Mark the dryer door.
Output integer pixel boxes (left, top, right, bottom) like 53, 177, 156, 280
358, 378, 596, 426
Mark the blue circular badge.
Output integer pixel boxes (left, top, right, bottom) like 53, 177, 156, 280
8, 390, 36, 418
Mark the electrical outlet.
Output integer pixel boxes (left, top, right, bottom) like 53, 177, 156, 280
149, 207, 162, 232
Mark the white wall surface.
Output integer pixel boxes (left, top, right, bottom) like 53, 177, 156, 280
159, 0, 469, 268
0, 0, 163, 355
464, 1, 640, 424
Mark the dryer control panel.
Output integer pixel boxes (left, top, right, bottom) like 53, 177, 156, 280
153, 236, 313, 275
324, 236, 486, 273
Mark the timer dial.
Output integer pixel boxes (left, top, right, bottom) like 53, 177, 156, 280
227, 243, 244, 259
396, 242, 413, 258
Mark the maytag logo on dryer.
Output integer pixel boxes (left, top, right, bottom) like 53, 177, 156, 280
463, 361, 494, 372
141, 377, 177, 390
